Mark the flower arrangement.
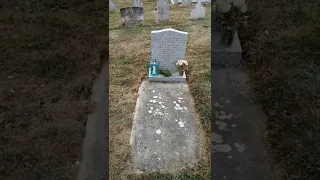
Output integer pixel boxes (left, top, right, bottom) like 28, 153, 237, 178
176, 60, 188, 76
215, 0, 248, 46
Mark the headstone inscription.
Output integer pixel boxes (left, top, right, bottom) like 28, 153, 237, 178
149, 29, 188, 83
156, 0, 170, 23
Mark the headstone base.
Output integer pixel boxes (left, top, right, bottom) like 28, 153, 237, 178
212, 30, 242, 66
148, 68, 186, 83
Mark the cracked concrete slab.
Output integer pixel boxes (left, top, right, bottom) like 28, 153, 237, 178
212, 67, 273, 180
130, 81, 198, 173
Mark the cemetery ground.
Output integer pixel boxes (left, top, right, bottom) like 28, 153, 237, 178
0, 0, 108, 179
240, 0, 320, 180
109, 1, 211, 179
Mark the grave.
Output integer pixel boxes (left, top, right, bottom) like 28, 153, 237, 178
156, 0, 170, 24
190, 0, 205, 20
130, 81, 198, 172
212, 11, 242, 65
148, 28, 188, 83
120, 7, 144, 26
109, 0, 116, 12
133, 0, 143, 7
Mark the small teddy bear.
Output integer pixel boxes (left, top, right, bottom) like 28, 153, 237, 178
176, 60, 189, 76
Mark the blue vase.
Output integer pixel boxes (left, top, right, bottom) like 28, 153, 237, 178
149, 63, 159, 76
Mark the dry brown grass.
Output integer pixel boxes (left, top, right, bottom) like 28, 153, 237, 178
109, 1, 211, 179
0, 0, 108, 179
239, 0, 320, 179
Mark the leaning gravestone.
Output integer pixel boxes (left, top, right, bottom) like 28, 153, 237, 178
109, 0, 116, 12
149, 29, 188, 83
190, 0, 205, 19
120, 7, 144, 26
133, 0, 143, 7
156, 0, 170, 23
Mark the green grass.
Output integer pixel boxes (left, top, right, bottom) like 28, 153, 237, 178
239, 0, 320, 179
159, 70, 172, 77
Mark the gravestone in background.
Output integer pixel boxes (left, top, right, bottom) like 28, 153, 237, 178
181, 0, 192, 5
156, 0, 170, 23
190, 0, 205, 19
149, 28, 188, 83
120, 7, 144, 26
109, 0, 116, 12
170, 0, 178, 4
212, 11, 242, 65
133, 0, 143, 7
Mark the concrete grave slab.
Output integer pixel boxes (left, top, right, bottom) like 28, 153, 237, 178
211, 67, 273, 180
149, 28, 188, 83
130, 81, 198, 172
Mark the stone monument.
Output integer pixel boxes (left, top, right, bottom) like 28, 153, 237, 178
156, 0, 170, 23
190, 0, 205, 19
181, 0, 192, 6
148, 28, 188, 83
109, 0, 116, 12
120, 7, 144, 26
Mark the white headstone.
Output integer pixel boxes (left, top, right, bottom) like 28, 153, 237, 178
201, 0, 211, 3
190, 0, 205, 19
109, 0, 116, 12
156, 0, 170, 23
132, 0, 143, 7
151, 29, 188, 72
181, 0, 192, 5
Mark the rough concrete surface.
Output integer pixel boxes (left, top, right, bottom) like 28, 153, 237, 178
130, 81, 198, 172
212, 67, 273, 180
77, 63, 108, 180
212, 31, 242, 66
